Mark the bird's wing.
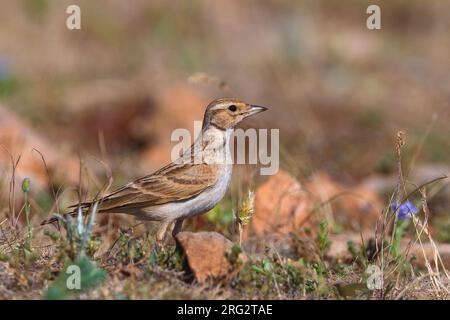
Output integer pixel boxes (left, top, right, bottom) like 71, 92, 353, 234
70, 162, 220, 212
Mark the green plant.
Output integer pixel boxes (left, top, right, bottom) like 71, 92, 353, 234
21, 178, 33, 251
206, 204, 234, 232
390, 219, 409, 259
236, 190, 254, 245
49, 203, 99, 260
0, 252, 9, 262
435, 217, 450, 243
9, 177, 39, 266
317, 220, 330, 260
45, 255, 107, 300
116, 229, 148, 265
252, 258, 273, 277
0, 75, 19, 98
226, 244, 243, 266
44, 202, 107, 299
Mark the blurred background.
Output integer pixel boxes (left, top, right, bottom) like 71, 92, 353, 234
0, 0, 449, 236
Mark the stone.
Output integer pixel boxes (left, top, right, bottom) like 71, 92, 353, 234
0, 105, 80, 191
175, 231, 247, 283
249, 170, 314, 237
306, 172, 382, 231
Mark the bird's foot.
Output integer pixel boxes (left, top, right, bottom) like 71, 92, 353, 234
155, 221, 170, 247
154, 236, 166, 252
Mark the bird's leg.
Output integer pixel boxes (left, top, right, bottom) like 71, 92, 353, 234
172, 219, 184, 239
172, 219, 184, 252
155, 220, 171, 248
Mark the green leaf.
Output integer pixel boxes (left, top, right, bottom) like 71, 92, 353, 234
251, 265, 266, 275
44, 256, 107, 300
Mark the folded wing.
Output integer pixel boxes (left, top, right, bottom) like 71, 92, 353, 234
70, 163, 219, 213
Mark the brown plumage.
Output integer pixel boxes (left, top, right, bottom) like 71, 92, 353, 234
74, 163, 220, 212
41, 98, 267, 245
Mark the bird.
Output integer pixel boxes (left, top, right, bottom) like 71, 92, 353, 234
41, 98, 267, 246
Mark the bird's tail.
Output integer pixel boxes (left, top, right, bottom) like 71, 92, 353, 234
40, 205, 91, 226
40, 215, 59, 225
40, 211, 79, 225
40, 201, 100, 226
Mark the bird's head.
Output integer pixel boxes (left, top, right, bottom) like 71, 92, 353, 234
203, 98, 268, 130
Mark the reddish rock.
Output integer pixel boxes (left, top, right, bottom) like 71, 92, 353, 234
249, 170, 314, 237
306, 172, 382, 231
245, 170, 381, 240
306, 172, 341, 200
175, 231, 247, 283
0, 105, 79, 190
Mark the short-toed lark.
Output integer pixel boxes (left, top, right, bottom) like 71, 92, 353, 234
42, 98, 267, 245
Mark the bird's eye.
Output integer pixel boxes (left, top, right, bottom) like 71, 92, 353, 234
228, 105, 237, 112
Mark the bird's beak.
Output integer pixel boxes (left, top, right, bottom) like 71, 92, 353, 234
247, 104, 268, 116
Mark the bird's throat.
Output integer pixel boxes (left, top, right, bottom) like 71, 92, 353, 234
186, 125, 233, 165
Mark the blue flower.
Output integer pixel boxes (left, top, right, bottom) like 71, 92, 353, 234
392, 201, 419, 220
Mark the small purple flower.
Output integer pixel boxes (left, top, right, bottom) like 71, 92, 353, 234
392, 201, 419, 220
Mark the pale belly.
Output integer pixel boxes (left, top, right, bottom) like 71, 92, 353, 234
136, 164, 232, 221
128, 127, 233, 222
